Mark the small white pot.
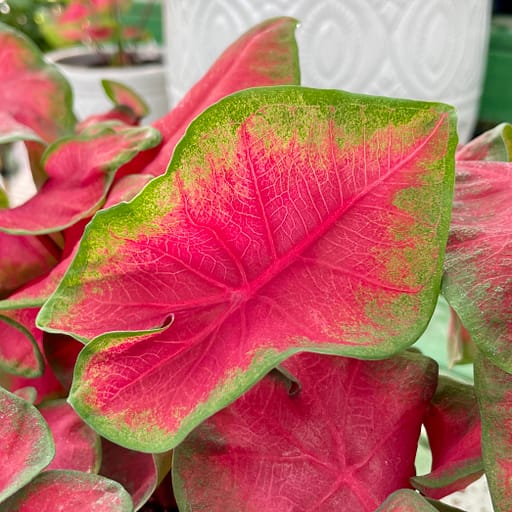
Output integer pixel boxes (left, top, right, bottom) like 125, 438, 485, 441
46, 46, 169, 123
163, 0, 492, 142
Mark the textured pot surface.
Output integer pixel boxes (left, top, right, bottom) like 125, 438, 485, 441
164, 0, 491, 142
46, 46, 169, 123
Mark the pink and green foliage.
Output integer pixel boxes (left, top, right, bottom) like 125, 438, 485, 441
0, 22, 75, 143
376, 489, 463, 511
173, 351, 437, 511
120, 16, 301, 179
443, 122, 512, 373
102, 79, 150, 120
0, 386, 54, 502
0, 123, 161, 234
411, 377, 483, 499
100, 439, 172, 510
39, 399, 101, 472
38, 87, 457, 452
0, 233, 59, 299
0, 470, 133, 511
475, 354, 512, 512
3, 11, 512, 511
0, 308, 43, 376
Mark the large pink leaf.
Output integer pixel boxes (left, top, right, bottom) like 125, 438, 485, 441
0, 232, 59, 299
39, 87, 456, 451
0, 385, 54, 502
173, 351, 437, 511
0, 24, 75, 142
442, 160, 512, 372
0, 123, 161, 234
119, 16, 300, 179
0, 308, 43, 376
0, 470, 133, 511
100, 439, 172, 510
475, 353, 512, 510
411, 376, 482, 499
39, 399, 101, 473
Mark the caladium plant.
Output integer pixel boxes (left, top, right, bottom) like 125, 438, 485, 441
0, 14, 511, 512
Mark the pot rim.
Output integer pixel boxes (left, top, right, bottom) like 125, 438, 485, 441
45, 45, 164, 76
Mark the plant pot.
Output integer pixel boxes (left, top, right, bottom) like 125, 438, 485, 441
163, 0, 492, 142
45, 46, 169, 123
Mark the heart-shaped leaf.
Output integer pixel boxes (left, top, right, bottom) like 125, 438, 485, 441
39, 87, 456, 451
173, 352, 438, 511
1, 470, 133, 511
0, 123, 161, 234
100, 439, 172, 510
0, 385, 54, 502
411, 376, 482, 499
0, 22, 75, 142
442, 160, 512, 372
120, 16, 301, 179
475, 353, 512, 511
39, 399, 101, 472
0, 232, 59, 299
0, 308, 43, 376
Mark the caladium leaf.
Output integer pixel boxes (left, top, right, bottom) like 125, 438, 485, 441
39, 399, 101, 472
100, 439, 172, 511
0, 308, 43, 376
0, 123, 161, 234
102, 79, 149, 119
456, 122, 512, 162
0, 232, 59, 299
442, 160, 512, 372
0, 176, 153, 313
120, 16, 301, 179
411, 377, 482, 499
0, 385, 54, 502
40, 87, 456, 451
173, 351, 438, 511
475, 353, 512, 511
0, 22, 76, 142
1, 470, 133, 511
376, 490, 463, 511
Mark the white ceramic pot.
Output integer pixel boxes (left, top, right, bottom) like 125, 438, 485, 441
46, 46, 169, 123
163, 0, 492, 142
